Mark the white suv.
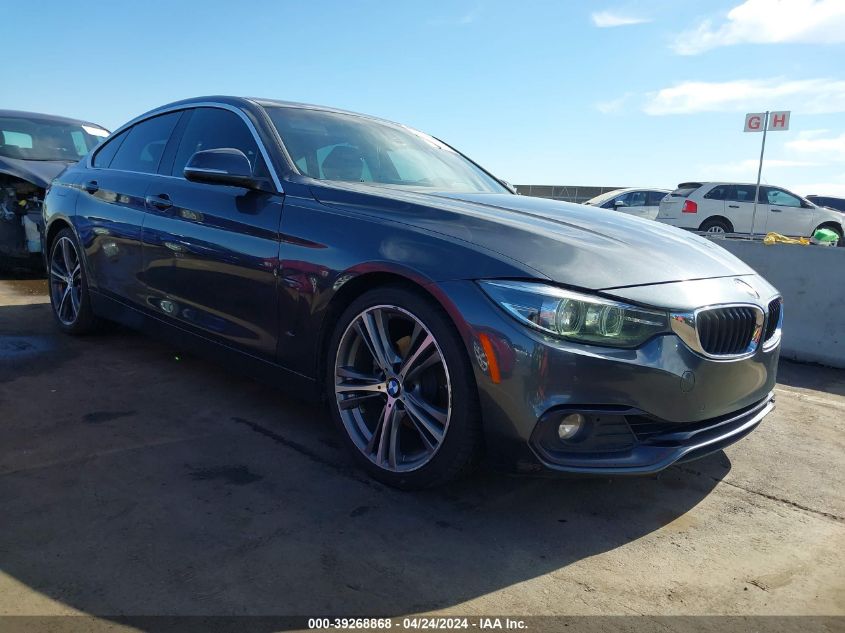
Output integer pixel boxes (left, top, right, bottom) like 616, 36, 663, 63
656, 182, 844, 242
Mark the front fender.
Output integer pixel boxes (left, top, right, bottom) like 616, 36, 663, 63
273, 187, 541, 378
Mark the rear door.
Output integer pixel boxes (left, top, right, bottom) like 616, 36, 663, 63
763, 187, 815, 236
643, 190, 666, 220
694, 184, 726, 228
724, 184, 764, 234
139, 106, 284, 360
77, 112, 182, 305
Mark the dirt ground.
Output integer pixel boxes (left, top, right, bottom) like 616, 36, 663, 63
0, 272, 843, 623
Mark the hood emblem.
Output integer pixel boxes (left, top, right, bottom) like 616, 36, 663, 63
733, 278, 760, 299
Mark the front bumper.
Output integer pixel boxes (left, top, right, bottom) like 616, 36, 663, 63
529, 393, 773, 474
435, 279, 780, 474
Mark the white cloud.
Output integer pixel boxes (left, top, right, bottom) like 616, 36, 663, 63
786, 132, 845, 161
591, 10, 650, 28
673, 0, 845, 55
644, 78, 845, 115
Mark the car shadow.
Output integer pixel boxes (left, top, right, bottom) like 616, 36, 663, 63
0, 301, 729, 626
776, 359, 845, 398
0, 263, 45, 280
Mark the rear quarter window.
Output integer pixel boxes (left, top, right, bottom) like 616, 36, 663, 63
704, 185, 729, 200
92, 130, 127, 168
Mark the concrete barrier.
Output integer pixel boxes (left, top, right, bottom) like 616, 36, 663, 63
715, 239, 845, 368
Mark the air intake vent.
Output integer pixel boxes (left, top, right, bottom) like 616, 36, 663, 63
764, 298, 782, 342
696, 306, 759, 356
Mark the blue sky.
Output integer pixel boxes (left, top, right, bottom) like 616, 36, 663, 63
5, 0, 845, 195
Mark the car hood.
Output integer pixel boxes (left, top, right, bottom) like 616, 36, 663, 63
0, 156, 74, 188
311, 183, 755, 290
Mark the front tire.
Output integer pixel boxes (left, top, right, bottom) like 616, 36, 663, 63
326, 286, 481, 489
48, 228, 98, 335
814, 224, 843, 247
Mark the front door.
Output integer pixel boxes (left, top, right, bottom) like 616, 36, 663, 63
139, 107, 283, 360
762, 187, 816, 237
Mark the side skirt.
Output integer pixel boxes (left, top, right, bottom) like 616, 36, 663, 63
89, 290, 321, 402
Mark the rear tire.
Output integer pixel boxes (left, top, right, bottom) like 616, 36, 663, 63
48, 228, 99, 335
699, 218, 732, 234
326, 285, 481, 489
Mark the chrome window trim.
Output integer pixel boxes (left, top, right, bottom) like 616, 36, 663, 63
761, 296, 784, 352
670, 302, 765, 361
87, 102, 284, 193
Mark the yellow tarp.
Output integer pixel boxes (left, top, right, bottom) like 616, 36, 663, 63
762, 232, 810, 245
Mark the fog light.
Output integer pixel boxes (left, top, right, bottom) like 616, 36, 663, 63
557, 413, 585, 440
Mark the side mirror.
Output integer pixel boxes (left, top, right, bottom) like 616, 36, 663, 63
184, 148, 269, 191
614, 199, 627, 208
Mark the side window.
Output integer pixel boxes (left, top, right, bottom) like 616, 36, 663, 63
704, 185, 728, 200
767, 188, 802, 208
647, 191, 666, 206
731, 185, 757, 203
171, 108, 261, 177
110, 113, 181, 174
604, 192, 630, 208
627, 191, 647, 207
92, 130, 127, 168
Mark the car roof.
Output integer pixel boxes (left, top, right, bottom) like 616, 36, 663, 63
605, 187, 669, 194
134, 95, 409, 130
586, 187, 669, 203
0, 108, 107, 130
678, 182, 793, 188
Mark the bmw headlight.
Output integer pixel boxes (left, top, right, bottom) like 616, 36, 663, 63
479, 280, 668, 348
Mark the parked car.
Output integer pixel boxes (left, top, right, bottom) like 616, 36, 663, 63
806, 194, 845, 214
582, 187, 669, 220
43, 96, 781, 488
656, 182, 844, 243
1, 110, 109, 270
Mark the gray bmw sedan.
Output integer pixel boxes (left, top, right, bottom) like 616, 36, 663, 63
42, 96, 781, 488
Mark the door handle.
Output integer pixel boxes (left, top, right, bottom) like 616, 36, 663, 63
145, 194, 173, 212
84, 180, 99, 194
771, 208, 782, 213
728, 204, 739, 209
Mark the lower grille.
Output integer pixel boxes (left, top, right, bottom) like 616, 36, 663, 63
627, 397, 771, 444
696, 306, 759, 356
763, 298, 782, 342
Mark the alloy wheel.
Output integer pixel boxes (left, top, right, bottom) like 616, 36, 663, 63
50, 236, 82, 326
334, 305, 452, 472
707, 225, 726, 234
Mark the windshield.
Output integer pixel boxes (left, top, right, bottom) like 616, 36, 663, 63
264, 106, 507, 193
584, 190, 624, 205
0, 116, 109, 162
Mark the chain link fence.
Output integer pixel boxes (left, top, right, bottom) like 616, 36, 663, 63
514, 185, 626, 204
